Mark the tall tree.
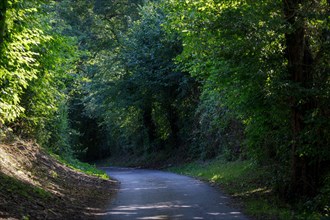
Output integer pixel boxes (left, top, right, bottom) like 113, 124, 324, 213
283, 0, 330, 197
165, 0, 329, 198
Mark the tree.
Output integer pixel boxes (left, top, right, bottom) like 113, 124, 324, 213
1, 0, 78, 156
81, 1, 198, 159
0, 0, 44, 124
283, 0, 330, 197
165, 0, 329, 199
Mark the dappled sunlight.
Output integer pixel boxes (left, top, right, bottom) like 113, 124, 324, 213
211, 174, 223, 182
96, 202, 194, 216
233, 187, 271, 197
112, 203, 193, 211
120, 186, 169, 191
137, 214, 184, 219
98, 168, 248, 219
106, 211, 138, 215
0, 143, 43, 188
0, 143, 70, 197
207, 211, 242, 216
97, 200, 245, 219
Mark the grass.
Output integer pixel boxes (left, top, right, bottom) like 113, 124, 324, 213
168, 159, 322, 220
50, 153, 109, 180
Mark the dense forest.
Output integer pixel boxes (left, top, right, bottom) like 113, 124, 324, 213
1, 0, 329, 217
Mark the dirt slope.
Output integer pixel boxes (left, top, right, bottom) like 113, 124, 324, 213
0, 139, 117, 219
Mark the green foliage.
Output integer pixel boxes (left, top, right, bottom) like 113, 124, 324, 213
81, 1, 198, 159
164, 0, 290, 162
1, 0, 328, 216
164, 0, 329, 200
53, 0, 137, 160
116, 2, 189, 150
0, 0, 79, 161
0, 0, 45, 123
191, 83, 244, 160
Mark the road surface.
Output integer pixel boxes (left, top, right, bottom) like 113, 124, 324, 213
101, 167, 249, 220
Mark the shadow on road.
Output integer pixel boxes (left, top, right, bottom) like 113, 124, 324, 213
97, 167, 248, 220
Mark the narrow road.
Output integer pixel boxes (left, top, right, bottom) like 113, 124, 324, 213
101, 167, 249, 220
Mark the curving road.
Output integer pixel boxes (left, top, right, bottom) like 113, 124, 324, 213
100, 167, 249, 220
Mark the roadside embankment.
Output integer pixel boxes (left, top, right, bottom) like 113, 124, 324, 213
0, 139, 118, 219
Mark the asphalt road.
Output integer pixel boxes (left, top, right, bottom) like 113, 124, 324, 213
101, 167, 249, 220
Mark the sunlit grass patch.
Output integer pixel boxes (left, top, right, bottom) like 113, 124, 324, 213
233, 187, 271, 197
168, 159, 321, 220
50, 153, 109, 180
169, 159, 262, 191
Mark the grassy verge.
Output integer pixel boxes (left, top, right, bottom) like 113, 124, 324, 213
0, 140, 117, 219
50, 153, 109, 180
168, 159, 322, 220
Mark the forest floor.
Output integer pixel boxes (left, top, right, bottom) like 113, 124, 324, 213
0, 138, 118, 220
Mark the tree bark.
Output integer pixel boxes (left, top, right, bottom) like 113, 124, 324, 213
166, 104, 180, 148
283, 0, 315, 197
142, 102, 157, 149
0, 0, 7, 47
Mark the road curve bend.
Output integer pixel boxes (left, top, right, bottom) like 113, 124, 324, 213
100, 167, 249, 220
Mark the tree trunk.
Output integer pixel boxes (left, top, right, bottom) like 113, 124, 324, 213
0, 0, 7, 46
167, 104, 180, 148
142, 102, 157, 149
283, 0, 315, 197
